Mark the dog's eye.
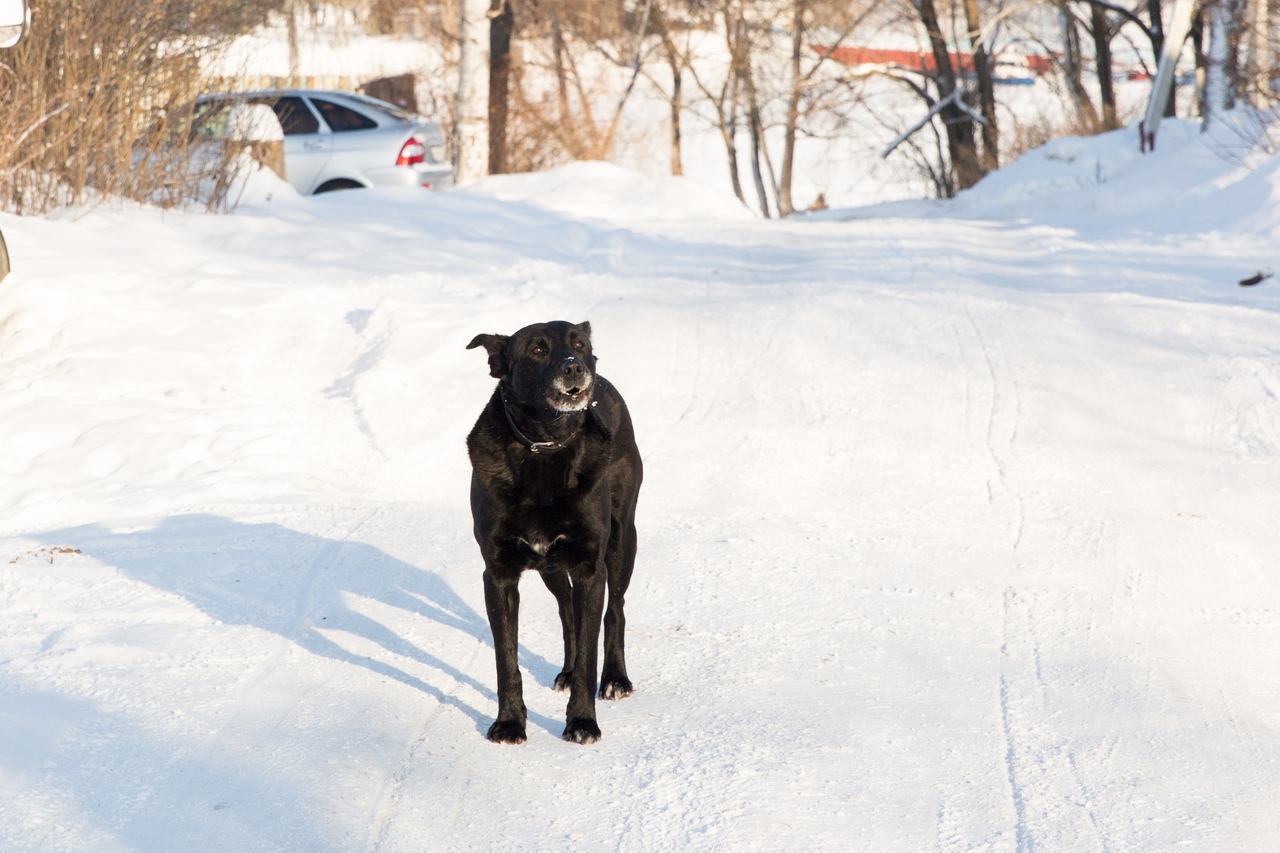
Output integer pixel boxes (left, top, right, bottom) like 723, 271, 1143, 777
572, 341, 585, 352
530, 343, 547, 357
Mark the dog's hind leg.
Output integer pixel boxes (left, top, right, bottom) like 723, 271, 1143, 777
599, 515, 637, 700
539, 569, 576, 692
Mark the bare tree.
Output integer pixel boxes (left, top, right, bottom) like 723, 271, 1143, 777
914, 0, 983, 190
648, 0, 688, 175
776, 0, 878, 214
685, 0, 750, 204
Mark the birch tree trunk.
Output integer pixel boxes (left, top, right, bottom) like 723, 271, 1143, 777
1250, 0, 1271, 106
456, 0, 491, 184
777, 0, 805, 217
1203, 0, 1235, 127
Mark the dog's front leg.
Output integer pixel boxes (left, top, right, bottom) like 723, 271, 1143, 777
562, 562, 607, 744
483, 566, 527, 743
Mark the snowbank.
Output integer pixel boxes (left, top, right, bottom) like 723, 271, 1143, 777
467, 160, 756, 227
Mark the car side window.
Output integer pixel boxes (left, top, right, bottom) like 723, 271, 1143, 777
311, 98, 377, 132
263, 97, 319, 136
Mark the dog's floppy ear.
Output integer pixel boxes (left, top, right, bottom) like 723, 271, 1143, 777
467, 333, 511, 378
587, 380, 622, 439
573, 321, 592, 339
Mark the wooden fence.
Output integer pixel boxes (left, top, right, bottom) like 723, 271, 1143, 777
207, 75, 357, 94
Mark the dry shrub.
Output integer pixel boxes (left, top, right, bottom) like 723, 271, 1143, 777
506, 46, 621, 170
1002, 97, 1138, 166
498, 1, 644, 173
0, 0, 280, 214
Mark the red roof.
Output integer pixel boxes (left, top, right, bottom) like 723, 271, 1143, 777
813, 45, 1051, 76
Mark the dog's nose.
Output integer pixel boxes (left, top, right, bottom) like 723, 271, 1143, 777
561, 358, 585, 381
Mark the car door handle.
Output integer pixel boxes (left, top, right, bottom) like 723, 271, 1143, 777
303, 139, 327, 150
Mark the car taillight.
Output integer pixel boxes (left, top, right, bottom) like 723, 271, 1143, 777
397, 137, 426, 166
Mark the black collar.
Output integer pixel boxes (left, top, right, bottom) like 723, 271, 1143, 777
500, 388, 569, 454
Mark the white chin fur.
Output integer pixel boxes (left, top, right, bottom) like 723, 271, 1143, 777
550, 375, 593, 412
550, 394, 590, 413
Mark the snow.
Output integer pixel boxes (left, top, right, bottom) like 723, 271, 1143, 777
2, 120, 1280, 851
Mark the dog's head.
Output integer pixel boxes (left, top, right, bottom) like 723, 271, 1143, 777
468, 321, 597, 414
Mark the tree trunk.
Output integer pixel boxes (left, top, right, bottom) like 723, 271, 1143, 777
650, 1, 684, 175
963, 0, 998, 171
1090, 4, 1119, 129
724, 67, 745, 204
741, 63, 771, 218
287, 1, 300, 78
488, 0, 513, 174
778, 0, 805, 216
669, 56, 684, 176
1063, 6, 1101, 129
550, 11, 572, 131
916, 0, 982, 191
1148, 0, 1165, 62
456, 0, 491, 184
1250, 0, 1271, 106
1202, 0, 1235, 125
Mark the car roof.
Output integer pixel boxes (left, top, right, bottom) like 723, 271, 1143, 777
200, 89, 421, 122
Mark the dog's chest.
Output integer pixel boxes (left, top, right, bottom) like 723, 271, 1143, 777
512, 449, 582, 504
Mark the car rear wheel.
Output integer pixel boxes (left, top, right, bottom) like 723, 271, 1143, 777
313, 178, 365, 194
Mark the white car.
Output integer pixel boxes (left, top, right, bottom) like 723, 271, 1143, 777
192, 89, 454, 194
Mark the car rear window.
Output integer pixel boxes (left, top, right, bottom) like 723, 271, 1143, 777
260, 97, 319, 136
346, 94, 416, 122
311, 98, 378, 132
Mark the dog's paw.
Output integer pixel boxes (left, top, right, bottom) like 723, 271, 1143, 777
486, 719, 527, 744
599, 676, 633, 700
553, 671, 572, 692
562, 717, 602, 744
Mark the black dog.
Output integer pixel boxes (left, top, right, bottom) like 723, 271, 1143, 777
466, 321, 642, 744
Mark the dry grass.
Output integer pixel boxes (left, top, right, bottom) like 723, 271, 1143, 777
0, 0, 277, 214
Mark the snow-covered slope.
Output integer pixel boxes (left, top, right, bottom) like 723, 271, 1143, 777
1, 126, 1279, 852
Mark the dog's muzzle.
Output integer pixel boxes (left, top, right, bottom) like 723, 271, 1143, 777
550, 357, 593, 411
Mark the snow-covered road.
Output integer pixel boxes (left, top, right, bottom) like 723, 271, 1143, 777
2, 125, 1279, 851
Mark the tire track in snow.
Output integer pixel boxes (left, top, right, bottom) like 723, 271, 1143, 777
955, 294, 1028, 845
957, 295, 1104, 851
1000, 589, 1109, 853
957, 295, 1023, 547
964, 302, 1109, 851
